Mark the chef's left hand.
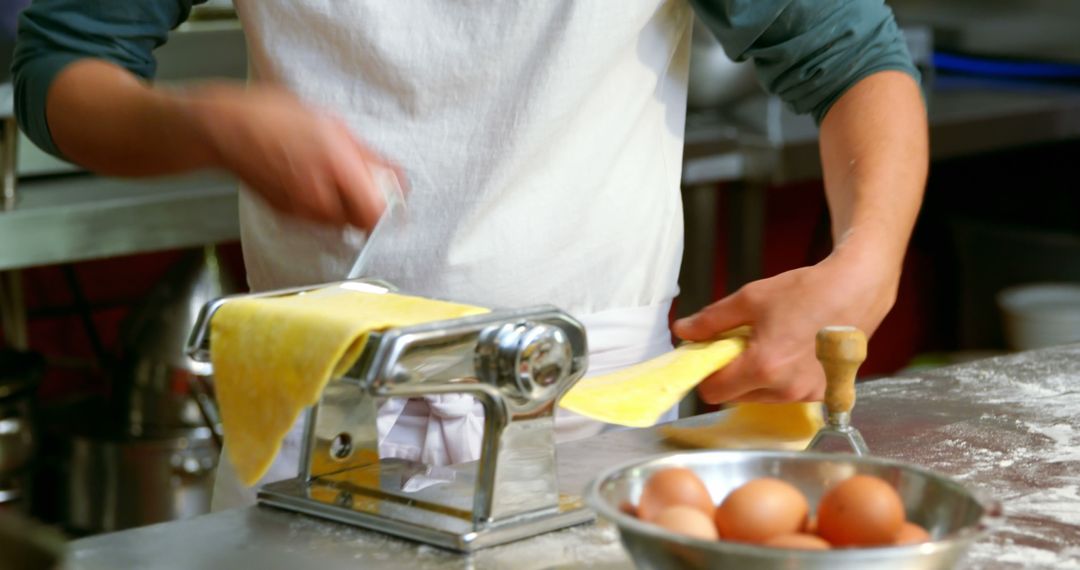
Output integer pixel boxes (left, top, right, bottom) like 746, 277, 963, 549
672, 248, 899, 404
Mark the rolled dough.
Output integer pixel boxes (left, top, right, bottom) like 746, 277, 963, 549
210, 286, 487, 486
662, 402, 824, 450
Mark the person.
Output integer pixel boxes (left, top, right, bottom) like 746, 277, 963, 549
13, 0, 928, 508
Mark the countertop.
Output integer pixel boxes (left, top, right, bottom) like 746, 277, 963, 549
66, 344, 1080, 569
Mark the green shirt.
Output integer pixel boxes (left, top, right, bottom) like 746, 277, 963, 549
12, 0, 917, 158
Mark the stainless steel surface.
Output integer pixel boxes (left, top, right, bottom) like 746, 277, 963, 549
187, 281, 592, 551
68, 345, 1080, 569
892, 0, 1080, 63
588, 450, 991, 570
0, 172, 239, 270
475, 321, 574, 404
62, 427, 218, 534
684, 80, 1080, 187
117, 246, 237, 436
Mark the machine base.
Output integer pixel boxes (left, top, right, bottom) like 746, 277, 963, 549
258, 477, 594, 552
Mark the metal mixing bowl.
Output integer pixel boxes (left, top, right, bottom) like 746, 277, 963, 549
586, 450, 996, 570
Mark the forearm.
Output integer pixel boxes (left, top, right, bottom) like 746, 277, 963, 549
818, 70, 928, 284
47, 59, 221, 176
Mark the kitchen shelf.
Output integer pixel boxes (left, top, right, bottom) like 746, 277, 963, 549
0, 171, 239, 270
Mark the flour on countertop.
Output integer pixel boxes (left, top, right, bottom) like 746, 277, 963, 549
278, 512, 626, 569
858, 345, 1080, 569
967, 542, 1080, 570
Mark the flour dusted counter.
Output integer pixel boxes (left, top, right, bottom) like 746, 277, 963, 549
66, 345, 1080, 569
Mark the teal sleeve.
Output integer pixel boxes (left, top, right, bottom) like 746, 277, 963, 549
11, 0, 201, 157
690, 0, 919, 123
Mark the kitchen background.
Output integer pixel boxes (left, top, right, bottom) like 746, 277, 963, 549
1, 0, 1078, 540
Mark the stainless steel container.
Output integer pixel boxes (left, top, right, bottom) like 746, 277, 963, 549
0, 350, 43, 512
116, 245, 236, 437
587, 450, 996, 570
62, 427, 217, 534
57, 246, 235, 533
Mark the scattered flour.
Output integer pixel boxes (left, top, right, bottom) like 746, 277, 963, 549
860, 347, 1080, 569
968, 542, 1080, 569
1006, 485, 1080, 526
279, 511, 626, 569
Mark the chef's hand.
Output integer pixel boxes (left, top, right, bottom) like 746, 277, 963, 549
45, 61, 399, 230
194, 85, 399, 230
671, 248, 898, 404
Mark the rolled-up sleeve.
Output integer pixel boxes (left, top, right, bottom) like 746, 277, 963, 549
11, 0, 199, 157
690, 0, 919, 123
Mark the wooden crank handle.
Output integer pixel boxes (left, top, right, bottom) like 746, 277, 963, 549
815, 326, 867, 415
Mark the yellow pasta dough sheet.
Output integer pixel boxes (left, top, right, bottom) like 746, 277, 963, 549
558, 336, 746, 428
210, 286, 487, 486
661, 402, 824, 450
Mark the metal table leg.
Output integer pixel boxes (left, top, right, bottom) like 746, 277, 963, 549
2, 118, 16, 212
0, 117, 27, 349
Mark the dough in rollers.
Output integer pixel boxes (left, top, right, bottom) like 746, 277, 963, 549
560, 326, 823, 447
210, 286, 487, 486
559, 336, 746, 428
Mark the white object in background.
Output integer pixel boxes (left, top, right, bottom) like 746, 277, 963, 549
997, 283, 1080, 350
346, 167, 405, 280
686, 20, 759, 110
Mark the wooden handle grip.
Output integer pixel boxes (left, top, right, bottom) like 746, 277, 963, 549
816, 326, 867, 414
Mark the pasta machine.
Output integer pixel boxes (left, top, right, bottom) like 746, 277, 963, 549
186, 280, 592, 551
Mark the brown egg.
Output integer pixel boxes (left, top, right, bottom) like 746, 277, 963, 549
637, 467, 715, 521
817, 475, 905, 547
714, 478, 809, 543
803, 515, 818, 534
652, 505, 721, 541
763, 533, 831, 550
895, 521, 931, 545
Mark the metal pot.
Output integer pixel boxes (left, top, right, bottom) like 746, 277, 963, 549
56, 245, 236, 533
115, 245, 237, 437
62, 426, 218, 534
589, 450, 994, 570
0, 349, 43, 512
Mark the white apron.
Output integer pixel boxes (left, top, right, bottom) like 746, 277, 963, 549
212, 0, 693, 509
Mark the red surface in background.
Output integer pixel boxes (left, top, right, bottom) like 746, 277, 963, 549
13, 243, 246, 401
687, 180, 930, 377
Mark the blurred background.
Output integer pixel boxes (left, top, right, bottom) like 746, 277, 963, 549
0, 0, 1077, 548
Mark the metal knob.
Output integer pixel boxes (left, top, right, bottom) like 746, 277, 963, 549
475, 321, 573, 403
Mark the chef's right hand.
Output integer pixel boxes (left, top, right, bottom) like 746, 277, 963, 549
194, 85, 398, 230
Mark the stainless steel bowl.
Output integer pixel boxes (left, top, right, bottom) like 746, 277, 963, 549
586, 450, 996, 570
